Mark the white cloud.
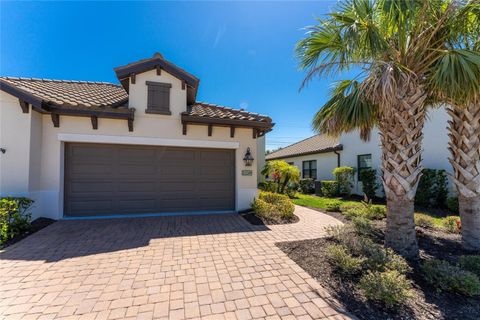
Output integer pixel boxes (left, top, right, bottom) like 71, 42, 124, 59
213, 24, 227, 48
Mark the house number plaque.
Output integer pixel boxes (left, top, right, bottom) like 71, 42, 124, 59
241, 170, 253, 176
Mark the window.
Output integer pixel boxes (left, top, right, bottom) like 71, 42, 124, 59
146, 81, 172, 115
357, 154, 372, 181
302, 160, 317, 179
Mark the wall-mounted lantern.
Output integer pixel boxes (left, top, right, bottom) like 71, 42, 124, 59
0, 148, 6, 154
243, 147, 254, 166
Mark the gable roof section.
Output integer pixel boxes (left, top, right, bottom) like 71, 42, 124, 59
114, 53, 200, 104
266, 134, 343, 160
0, 77, 129, 110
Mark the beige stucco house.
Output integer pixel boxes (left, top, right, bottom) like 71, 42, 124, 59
266, 106, 452, 196
0, 53, 273, 220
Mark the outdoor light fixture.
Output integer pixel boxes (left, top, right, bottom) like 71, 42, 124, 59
0, 148, 5, 154
243, 147, 254, 166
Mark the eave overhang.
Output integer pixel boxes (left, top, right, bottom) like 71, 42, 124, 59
266, 145, 344, 160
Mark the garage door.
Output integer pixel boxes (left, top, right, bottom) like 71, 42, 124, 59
64, 143, 235, 217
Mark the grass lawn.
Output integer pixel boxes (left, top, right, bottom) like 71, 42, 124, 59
293, 193, 460, 232
292, 193, 360, 209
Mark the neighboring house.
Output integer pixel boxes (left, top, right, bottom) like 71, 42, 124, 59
266, 107, 451, 196
0, 53, 273, 220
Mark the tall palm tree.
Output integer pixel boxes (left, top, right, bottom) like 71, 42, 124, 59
430, 1, 480, 251
296, 0, 473, 258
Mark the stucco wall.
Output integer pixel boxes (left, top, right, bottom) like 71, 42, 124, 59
0, 68, 261, 219
277, 152, 339, 181
339, 106, 453, 195
0, 92, 32, 194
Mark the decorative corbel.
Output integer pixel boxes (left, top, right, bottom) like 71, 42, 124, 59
91, 116, 98, 130
51, 113, 60, 127
128, 118, 134, 132
19, 100, 29, 113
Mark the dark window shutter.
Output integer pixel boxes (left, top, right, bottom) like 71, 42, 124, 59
146, 81, 172, 114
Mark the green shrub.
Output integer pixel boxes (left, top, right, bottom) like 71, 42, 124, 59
443, 216, 461, 233
343, 201, 386, 220
258, 181, 278, 193
359, 240, 411, 274
339, 203, 363, 213
415, 169, 448, 208
351, 217, 374, 237
299, 178, 315, 194
447, 197, 459, 214
422, 259, 480, 296
320, 180, 339, 197
459, 256, 480, 278
414, 213, 435, 229
326, 244, 364, 276
252, 192, 295, 220
0, 197, 33, 245
358, 270, 412, 308
359, 169, 378, 200
333, 166, 355, 196
325, 200, 342, 212
435, 170, 448, 208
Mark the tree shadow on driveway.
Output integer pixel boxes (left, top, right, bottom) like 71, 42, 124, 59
0, 213, 270, 262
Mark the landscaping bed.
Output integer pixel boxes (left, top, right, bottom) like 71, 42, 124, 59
240, 210, 299, 225
277, 217, 479, 320
0, 217, 56, 249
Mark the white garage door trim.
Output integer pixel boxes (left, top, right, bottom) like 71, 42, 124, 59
58, 133, 240, 149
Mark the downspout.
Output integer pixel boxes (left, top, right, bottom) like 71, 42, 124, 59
334, 150, 341, 167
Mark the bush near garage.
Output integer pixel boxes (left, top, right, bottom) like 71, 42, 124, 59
0, 197, 33, 245
252, 191, 295, 221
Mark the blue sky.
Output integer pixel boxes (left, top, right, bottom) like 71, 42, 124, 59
0, 1, 341, 151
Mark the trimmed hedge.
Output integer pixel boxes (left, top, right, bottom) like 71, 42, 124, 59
320, 180, 339, 197
359, 169, 378, 200
299, 178, 315, 194
252, 191, 295, 220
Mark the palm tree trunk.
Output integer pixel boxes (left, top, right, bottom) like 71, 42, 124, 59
447, 103, 480, 251
379, 82, 426, 259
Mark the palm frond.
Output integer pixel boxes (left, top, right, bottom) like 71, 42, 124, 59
429, 49, 480, 104
312, 80, 378, 141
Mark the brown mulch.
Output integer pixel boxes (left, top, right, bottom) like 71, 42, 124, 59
277, 211, 480, 320
239, 211, 299, 225
1, 217, 56, 249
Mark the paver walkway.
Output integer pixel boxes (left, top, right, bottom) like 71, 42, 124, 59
0, 206, 353, 320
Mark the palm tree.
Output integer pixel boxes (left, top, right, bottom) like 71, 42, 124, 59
296, 0, 473, 258
429, 2, 480, 251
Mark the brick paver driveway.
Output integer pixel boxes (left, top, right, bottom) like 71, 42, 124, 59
0, 206, 353, 320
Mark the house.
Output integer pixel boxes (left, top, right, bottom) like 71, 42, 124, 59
0, 53, 273, 220
266, 107, 451, 196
